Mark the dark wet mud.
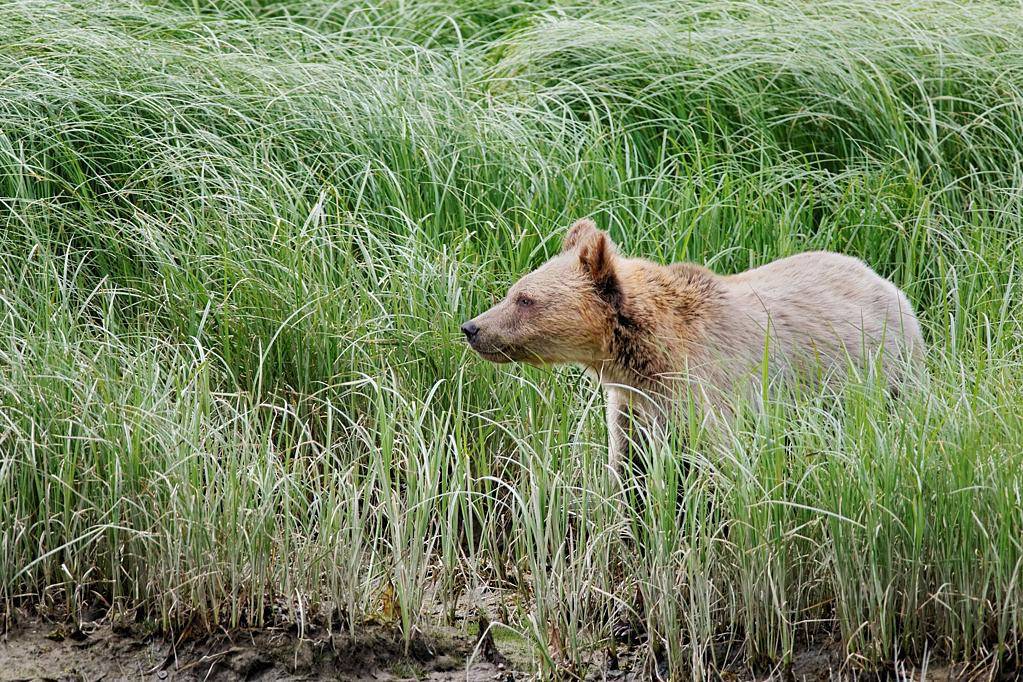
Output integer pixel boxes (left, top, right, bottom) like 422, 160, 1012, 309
1, 614, 1017, 681
0, 615, 522, 682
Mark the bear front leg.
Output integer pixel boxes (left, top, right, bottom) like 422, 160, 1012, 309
606, 386, 654, 476
605, 387, 630, 470
605, 385, 673, 480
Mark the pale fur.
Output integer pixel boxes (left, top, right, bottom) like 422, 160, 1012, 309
598, 251, 924, 464
463, 221, 925, 466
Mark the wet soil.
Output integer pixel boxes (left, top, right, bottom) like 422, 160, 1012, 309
0, 615, 523, 682
1, 613, 1017, 681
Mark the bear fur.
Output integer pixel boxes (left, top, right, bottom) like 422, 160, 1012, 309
462, 219, 925, 464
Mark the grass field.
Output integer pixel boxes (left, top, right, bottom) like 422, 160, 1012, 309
2, 0, 1023, 677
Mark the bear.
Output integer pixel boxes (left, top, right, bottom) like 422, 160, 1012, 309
461, 218, 925, 465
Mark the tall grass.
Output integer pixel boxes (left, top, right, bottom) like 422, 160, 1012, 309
1, 0, 1022, 677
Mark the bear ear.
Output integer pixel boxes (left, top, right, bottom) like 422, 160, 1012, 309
561, 218, 599, 253
578, 230, 621, 307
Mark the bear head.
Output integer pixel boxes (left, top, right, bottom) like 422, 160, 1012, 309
461, 219, 622, 366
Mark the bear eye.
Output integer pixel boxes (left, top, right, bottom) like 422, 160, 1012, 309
516, 294, 535, 308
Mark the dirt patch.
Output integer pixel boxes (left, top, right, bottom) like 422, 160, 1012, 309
0, 615, 523, 682
2, 612, 1018, 681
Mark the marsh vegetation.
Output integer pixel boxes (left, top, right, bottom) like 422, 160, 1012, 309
1, 0, 1022, 678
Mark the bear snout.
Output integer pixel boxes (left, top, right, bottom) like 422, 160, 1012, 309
461, 317, 516, 362
460, 321, 480, 341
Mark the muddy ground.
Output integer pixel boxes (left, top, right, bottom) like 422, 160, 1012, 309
0, 612, 524, 682
0, 611, 1017, 681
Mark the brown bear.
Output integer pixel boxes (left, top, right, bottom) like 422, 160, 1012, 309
462, 219, 924, 464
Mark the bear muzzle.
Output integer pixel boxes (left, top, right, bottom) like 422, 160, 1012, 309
461, 318, 518, 362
